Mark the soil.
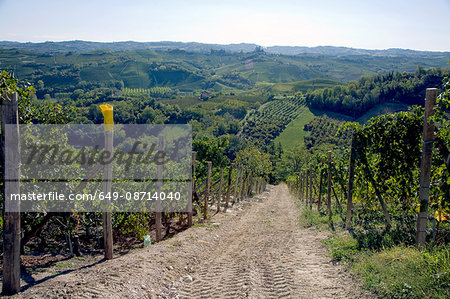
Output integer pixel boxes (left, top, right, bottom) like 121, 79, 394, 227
3, 184, 372, 298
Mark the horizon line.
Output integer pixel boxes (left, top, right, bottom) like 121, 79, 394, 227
1, 40, 450, 53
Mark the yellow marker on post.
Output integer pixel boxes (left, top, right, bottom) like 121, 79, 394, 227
99, 104, 114, 131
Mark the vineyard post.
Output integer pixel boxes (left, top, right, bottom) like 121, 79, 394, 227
233, 167, 240, 204
251, 174, 256, 194
250, 173, 254, 195
298, 172, 301, 200
188, 151, 196, 227
305, 169, 309, 205
346, 135, 356, 230
309, 164, 313, 209
318, 157, 324, 211
246, 172, 252, 197
251, 174, 255, 195
258, 177, 262, 194
1, 91, 21, 295
327, 151, 332, 221
240, 168, 247, 201
260, 177, 264, 193
246, 170, 251, 197
299, 171, 303, 200
203, 161, 212, 220
216, 168, 224, 213
416, 88, 437, 248
155, 136, 164, 241
256, 176, 261, 194
256, 176, 260, 194
224, 163, 233, 210
362, 157, 392, 226
99, 104, 114, 260
301, 171, 305, 201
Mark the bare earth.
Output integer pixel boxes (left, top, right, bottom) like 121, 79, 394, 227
6, 184, 371, 299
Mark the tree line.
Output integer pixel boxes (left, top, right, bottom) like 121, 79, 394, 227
305, 67, 450, 118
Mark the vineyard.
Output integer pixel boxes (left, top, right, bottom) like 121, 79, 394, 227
122, 86, 176, 98
287, 86, 450, 297
1, 67, 449, 297
241, 96, 306, 145
0, 72, 272, 295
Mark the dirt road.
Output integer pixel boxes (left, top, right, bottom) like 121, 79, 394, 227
10, 184, 370, 298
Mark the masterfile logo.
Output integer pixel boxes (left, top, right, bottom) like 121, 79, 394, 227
4, 124, 192, 213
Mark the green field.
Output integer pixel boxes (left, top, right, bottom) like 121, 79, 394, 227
274, 106, 315, 149
260, 78, 343, 95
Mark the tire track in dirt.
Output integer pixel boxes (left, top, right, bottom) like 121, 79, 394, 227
173, 184, 370, 299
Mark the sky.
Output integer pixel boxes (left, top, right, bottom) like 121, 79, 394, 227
0, 0, 449, 51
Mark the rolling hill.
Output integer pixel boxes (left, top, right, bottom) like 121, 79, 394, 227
1, 44, 449, 93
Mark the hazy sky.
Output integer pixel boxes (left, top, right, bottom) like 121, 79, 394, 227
0, 0, 449, 51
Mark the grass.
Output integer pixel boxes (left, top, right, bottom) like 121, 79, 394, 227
295, 196, 450, 298
297, 203, 344, 230
192, 222, 219, 230
267, 78, 343, 95
298, 205, 329, 228
274, 106, 315, 150
354, 245, 449, 298
54, 262, 74, 268
322, 233, 359, 262
323, 232, 450, 298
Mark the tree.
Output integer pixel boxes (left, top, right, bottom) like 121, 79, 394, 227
234, 146, 272, 179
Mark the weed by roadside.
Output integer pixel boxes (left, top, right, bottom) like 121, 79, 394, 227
297, 201, 449, 298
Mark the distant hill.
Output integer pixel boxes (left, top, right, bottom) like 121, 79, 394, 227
1, 46, 449, 93
1, 40, 449, 58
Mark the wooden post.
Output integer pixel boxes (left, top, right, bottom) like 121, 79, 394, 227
327, 151, 332, 220
258, 177, 261, 194
155, 136, 164, 241
233, 167, 240, 204
224, 164, 233, 210
216, 168, 224, 213
259, 177, 263, 193
416, 88, 437, 247
346, 135, 357, 230
362, 157, 392, 226
239, 168, 247, 201
203, 161, 212, 220
299, 172, 302, 200
305, 169, 309, 205
102, 117, 114, 260
246, 172, 252, 197
188, 151, 196, 227
245, 170, 250, 197
332, 185, 342, 212
318, 157, 324, 211
301, 171, 304, 202
309, 165, 313, 209
1, 91, 21, 295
